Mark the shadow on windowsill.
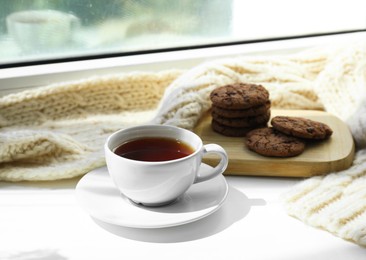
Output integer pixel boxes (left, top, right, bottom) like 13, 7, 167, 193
92, 185, 266, 243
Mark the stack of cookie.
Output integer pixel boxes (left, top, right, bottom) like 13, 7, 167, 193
209, 83, 271, 137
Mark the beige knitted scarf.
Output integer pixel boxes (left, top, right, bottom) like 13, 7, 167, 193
1, 41, 366, 246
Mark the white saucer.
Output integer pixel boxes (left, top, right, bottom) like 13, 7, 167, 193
75, 164, 228, 228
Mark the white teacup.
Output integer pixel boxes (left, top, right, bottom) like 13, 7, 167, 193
105, 124, 228, 207
6, 10, 80, 53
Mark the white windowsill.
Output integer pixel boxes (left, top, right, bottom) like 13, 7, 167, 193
1, 31, 366, 259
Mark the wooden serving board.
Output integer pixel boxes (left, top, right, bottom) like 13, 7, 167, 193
194, 109, 355, 177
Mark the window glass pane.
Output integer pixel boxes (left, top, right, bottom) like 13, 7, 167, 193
0, 0, 365, 67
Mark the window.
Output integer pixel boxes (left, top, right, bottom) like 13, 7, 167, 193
1, 0, 365, 68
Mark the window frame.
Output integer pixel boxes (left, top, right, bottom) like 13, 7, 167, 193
1, 31, 365, 96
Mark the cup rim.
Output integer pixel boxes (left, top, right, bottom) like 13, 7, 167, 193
105, 124, 203, 165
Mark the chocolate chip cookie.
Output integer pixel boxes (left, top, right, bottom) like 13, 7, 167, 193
211, 110, 271, 128
210, 83, 270, 110
271, 116, 333, 140
211, 101, 271, 118
212, 119, 265, 137
246, 127, 305, 157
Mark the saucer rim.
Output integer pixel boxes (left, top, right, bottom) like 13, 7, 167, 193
75, 164, 229, 229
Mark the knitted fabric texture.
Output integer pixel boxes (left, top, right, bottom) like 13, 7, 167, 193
0, 71, 182, 181
281, 42, 366, 247
1, 41, 366, 246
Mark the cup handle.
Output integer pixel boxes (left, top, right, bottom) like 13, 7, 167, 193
194, 144, 228, 183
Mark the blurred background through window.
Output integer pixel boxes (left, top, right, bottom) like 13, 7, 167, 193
1, 0, 365, 67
